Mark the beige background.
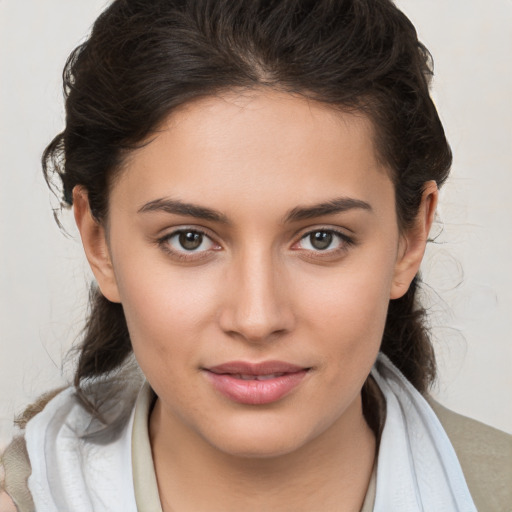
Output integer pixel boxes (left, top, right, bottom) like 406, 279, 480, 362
0, 0, 511, 445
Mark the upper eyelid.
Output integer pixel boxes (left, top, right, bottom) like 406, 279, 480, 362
301, 227, 348, 236
157, 227, 220, 254
293, 228, 355, 252
159, 226, 217, 241
295, 226, 353, 241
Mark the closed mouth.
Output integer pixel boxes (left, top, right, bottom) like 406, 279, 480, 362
203, 362, 311, 405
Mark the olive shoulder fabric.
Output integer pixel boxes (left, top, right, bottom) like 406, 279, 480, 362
428, 399, 512, 512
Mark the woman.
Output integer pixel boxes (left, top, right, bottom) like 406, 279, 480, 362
1, 0, 510, 510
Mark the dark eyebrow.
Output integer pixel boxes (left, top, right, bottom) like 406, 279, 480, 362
138, 198, 230, 224
283, 197, 373, 223
138, 196, 372, 225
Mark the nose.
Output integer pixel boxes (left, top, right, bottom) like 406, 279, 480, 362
218, 249, 295, 344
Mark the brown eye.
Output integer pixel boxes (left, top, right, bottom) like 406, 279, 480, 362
309, 231, 333, 250
295, 229, 353, 254
179, 231, 203, 250
163, 229, 218, 255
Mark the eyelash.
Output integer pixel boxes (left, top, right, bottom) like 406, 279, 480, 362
294, 228, 355, 259
156, 227, 355, 262
157, 228, 220, 261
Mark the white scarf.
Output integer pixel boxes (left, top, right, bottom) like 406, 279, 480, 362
25, 354, 477, 511
371, 355, 477, 511
25, 386, 138, 512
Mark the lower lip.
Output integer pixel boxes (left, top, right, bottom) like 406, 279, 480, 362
204, 370, 309, 405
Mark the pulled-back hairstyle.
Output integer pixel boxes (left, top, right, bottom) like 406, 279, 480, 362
43, 0, 451, 403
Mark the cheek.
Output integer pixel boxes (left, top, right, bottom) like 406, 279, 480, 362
295, 250, 396, 370
300, 258, 395, 332
113, 257, 220, 365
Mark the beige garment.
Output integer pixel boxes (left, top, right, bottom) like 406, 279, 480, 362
1, 385, 510, 511
0, 437, 34, 512
131, 383, 163, 512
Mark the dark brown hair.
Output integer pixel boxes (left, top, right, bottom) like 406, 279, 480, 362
43, 0, 451, 402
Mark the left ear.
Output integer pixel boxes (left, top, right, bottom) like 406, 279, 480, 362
390, 181, 438, 300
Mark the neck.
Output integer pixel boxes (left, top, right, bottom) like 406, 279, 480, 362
149, 395, 376, 512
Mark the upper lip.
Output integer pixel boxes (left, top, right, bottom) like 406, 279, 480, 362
205, 360, 309, 375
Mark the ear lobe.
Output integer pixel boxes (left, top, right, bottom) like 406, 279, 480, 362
390, 181, 438, 300
73, 186, 121, 303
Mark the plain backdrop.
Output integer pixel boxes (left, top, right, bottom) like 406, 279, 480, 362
0, 0, 511, 446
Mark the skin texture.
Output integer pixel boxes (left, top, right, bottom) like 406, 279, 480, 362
0, 493, 16, 512
74, 89, 437, 511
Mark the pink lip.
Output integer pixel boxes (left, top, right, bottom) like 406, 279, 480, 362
203, 361, 310, 405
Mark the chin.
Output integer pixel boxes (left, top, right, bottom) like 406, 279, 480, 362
211, 435, 304, 460
200, 414, 320, 460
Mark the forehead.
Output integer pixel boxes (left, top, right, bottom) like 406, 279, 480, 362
113, 89, 394, 218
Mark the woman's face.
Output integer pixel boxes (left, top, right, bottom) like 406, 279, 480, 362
80, 89, 429, 457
